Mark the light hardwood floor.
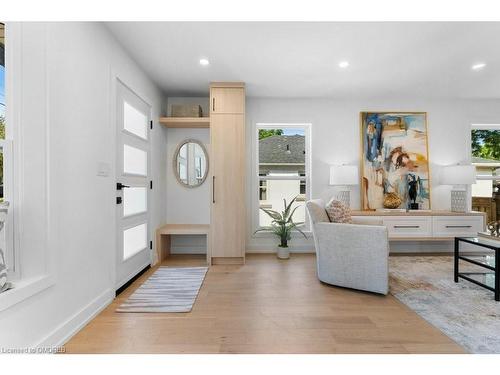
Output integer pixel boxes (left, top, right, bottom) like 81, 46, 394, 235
64, 254, 464, 354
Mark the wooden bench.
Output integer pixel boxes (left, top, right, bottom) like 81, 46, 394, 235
155, 224, 210, 264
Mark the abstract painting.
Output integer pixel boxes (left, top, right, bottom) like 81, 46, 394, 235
360, 112, 431, 210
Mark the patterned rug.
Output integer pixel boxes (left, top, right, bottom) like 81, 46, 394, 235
389, 256, 500, 354
117, 267, 208, 313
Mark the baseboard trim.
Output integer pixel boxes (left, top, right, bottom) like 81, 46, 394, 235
36, 288, 114, 348
211, 257, 245, 265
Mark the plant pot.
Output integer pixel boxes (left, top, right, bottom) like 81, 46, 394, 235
277, 246, 290, 260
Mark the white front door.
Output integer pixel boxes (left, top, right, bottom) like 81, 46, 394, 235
115, 80, 151, 289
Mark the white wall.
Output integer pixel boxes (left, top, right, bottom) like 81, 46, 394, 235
0, 22, 166, 348
162, 96, 500, 254
245, 97, 500, 252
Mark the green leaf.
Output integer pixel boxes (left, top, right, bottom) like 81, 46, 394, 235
283, 195, 298, 220
260, 208, 282, 221
253, 226, 274, 235
286, 205, 301, 223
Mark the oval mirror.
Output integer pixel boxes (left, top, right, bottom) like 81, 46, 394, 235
173, 139, 209, 188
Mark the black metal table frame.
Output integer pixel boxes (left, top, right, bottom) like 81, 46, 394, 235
454, 237, 499, 301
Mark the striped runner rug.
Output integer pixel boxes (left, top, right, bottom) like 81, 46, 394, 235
116, 266, 208, 313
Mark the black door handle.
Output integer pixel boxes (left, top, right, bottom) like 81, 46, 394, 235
116, 182, 130, 190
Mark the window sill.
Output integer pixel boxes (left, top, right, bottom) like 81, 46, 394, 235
252, 230, 312, 239
0, 274, 55, 312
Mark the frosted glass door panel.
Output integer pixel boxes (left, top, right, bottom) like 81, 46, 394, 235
124, 144, 147, 176
123, 223, 147, 260
123, 187, 147, 217
124, 101, 148, 139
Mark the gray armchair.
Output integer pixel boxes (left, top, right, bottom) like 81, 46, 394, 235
306, 199, 389, 295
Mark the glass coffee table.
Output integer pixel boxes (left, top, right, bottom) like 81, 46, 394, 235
455, 237, 499, 301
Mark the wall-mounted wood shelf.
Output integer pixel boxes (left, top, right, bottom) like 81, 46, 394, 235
159, 117, 210, 128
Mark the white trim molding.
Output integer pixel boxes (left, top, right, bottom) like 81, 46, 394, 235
36, 288, 114, 347
0, 274, 54, 312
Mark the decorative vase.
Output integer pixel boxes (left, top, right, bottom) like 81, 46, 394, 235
383, 192, 402, 209
277, 246, 290, 260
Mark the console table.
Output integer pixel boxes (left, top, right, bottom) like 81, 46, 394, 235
351, 210, 486, 241
155, 224, 210, 264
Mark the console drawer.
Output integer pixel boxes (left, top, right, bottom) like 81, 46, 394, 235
432, 216, 484, 237
383, 217, 432, 238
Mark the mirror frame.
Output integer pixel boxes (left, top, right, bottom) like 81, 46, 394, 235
172, 138, 209, 188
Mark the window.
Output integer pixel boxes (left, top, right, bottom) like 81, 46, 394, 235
256, 124, 311, 229
470, 125, 500, 223
1, 22, 5, 188
0, 22, 13, 276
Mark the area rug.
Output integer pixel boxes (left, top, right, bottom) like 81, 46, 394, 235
116, 267, 208, 313
389, 256, 500, 354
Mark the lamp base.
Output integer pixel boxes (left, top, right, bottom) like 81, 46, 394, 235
450, 190, 467, 212
336, 190, 350, 208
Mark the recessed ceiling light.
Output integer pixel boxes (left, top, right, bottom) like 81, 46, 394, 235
199, 58, 210, 66
471, 62, 486, 71
338, 61, 350, 68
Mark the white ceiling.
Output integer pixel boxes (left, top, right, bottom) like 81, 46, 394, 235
106, 22, 500, 99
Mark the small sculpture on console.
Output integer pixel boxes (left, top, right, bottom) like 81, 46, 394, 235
407, 174, 421, 210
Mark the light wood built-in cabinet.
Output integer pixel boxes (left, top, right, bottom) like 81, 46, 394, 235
209, 82, 246, 265
210, 85, 245, 114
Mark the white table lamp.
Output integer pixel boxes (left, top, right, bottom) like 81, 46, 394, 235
440, 165, 476, 212
329, 165, 359, 207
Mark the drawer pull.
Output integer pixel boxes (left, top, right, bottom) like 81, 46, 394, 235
394, 225, 420, 229
445, 225, 472, 228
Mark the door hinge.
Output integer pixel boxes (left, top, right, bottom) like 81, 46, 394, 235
150, 180, 153, 189
150, 120, 153, 130
149, 240, 153, 250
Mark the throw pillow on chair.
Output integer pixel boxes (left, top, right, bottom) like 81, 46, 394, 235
325, 199, 352, 223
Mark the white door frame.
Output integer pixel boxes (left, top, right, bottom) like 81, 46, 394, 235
114, 78, 152, 290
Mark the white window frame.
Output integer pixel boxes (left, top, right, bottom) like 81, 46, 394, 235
0, 140, 14, 274
0, 23, 55, 312
0, 23, 15, 278
253, 123, 312, 236
469, 124, 500, 198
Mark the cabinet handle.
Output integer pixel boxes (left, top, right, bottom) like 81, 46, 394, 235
394, 225, 420, 229
446, 225, 472, 228
212, 176, 215, 204
212, 97, 215, 112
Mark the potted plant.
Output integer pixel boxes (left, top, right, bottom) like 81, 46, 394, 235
255, 196, 307, 259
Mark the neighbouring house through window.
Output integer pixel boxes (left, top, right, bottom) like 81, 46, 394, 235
0, 22, 14, 278
256, 124, 310, 229
471, 125, 500, 223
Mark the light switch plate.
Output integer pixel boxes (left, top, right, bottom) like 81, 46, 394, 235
97, 162, 111, 177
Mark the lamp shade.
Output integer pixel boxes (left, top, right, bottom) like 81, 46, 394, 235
329, 165, 359, 185
440, 165, 477, 185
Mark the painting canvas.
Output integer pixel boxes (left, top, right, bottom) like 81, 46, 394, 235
360, 112, 431, 210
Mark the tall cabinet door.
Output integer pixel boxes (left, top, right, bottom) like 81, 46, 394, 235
210, 83, 245, 264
